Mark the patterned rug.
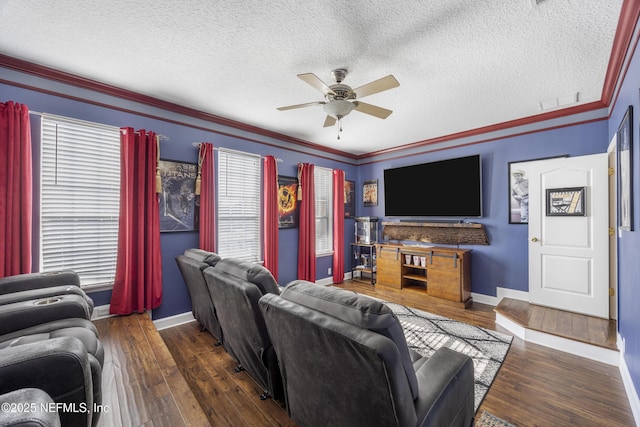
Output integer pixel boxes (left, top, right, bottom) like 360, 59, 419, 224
475, 410, 517, 427
382, 301, 513, 413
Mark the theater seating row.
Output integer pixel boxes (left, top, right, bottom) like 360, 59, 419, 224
0, 271, 104, 427
177, 249, 476, 427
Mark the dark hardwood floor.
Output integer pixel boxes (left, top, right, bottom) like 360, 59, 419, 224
95, 281, 635, 426
94, 313, 210, 426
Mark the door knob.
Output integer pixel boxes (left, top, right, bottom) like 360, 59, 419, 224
530, 237, 538, 242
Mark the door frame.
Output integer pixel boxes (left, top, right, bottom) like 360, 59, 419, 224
608, 135, 619, 320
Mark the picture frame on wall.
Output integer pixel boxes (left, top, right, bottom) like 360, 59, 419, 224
546, 187, 586, 216
158, 159, 199, 232
344, 180, 355, 218
277, 175, 299, 228
363, 179, 378, 207
618, 104, 633, 231
508, 155, 568, 224
507, 160, 531, 224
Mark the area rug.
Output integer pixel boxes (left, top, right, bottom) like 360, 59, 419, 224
475, 410, 517, 427
382, 300, 513, 413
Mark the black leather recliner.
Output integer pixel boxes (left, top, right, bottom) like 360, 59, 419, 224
259, 281, 475, 427
202, 258, 283, 400
175, 249, 222, 342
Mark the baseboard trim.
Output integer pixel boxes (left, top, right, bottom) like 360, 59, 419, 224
153, 311, 196, 331
495, 312, 619, 366
618, 333, 640, 426
91, 304, 116, 321
496, 287, 529, 302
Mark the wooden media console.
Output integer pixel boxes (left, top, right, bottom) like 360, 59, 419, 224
377, 244, 472, 308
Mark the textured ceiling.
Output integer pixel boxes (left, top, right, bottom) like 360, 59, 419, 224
0, 0, 624, 155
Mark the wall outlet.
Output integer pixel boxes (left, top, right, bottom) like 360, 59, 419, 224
328, 267, 332, 275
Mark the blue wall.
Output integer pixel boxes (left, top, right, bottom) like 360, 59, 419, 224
0, 79, 357, 320
357, 120, 609, 296
609, 16, 640, 404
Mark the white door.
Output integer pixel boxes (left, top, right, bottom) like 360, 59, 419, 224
528, 153, 609, 318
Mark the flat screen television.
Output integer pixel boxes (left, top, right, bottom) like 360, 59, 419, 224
383, 154, 482, 217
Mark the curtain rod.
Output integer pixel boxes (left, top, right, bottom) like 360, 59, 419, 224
192, 142, 282, 162
29, 111, 170, 141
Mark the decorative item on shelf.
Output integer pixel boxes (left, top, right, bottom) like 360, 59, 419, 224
355, 216, 379, 244
413, 255, 421, 266
405, 254, 412, 265
420, 256, 427, 267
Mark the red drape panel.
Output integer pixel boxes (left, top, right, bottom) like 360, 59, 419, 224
110, 128, 162, 315
332, 170, 345, 284
263, 155, 279, 280
0, 101, 32, 277
297, 163, 316, 282
198, 143, 216, 252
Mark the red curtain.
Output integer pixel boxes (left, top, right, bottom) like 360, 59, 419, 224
297, 163, 316, 281
332, 170, 345, 284
263, 155, 279, 280
0, 102, 32, 277
198, 143, 216, 252
110, 128, 162, 315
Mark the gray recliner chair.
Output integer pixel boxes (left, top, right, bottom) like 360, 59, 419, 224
259, 281, 475, 427
202, 258, 283, 400
175, 249, 223, 343
0, 388, 62, 427
0, 337, 99, 426
0, 271, 95, 315
0, 318, 104, 426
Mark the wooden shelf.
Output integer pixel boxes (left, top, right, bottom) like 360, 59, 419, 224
382, 221, 488, 245
402, 274, 428, 283
403, 263, 426, 270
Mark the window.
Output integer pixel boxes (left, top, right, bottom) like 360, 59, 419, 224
314, 166, 333, 255
217, 148, 261, 262
40, 115, 121, 288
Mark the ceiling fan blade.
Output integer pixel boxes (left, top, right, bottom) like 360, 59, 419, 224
323, 115, 337, 127
297, 73, 336, 96
277, 101, 324, 111
353, 101, 393, 119
353, 75, 400, 98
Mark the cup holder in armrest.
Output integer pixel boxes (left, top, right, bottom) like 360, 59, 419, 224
33, 297, 63, 306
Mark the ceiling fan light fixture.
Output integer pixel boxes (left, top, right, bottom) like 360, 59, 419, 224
323, 100, 355, 118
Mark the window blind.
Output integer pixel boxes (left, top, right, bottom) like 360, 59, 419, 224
217, 148, 262, 262
314, 166, 333, 255
40, 115, 121, 288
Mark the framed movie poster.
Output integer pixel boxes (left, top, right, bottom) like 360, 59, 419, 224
278, 175, 299, 228
344, 180, 355, 218
158, 159, 199, 232
618, 104, 633, 231
363, 180, 378, 207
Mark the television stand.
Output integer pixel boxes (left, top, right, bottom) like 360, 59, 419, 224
376, 244, 472, 308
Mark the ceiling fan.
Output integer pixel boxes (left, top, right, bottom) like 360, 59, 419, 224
277, 69, 399, 138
